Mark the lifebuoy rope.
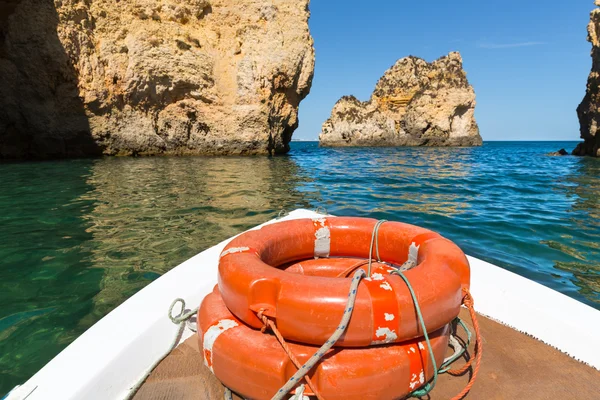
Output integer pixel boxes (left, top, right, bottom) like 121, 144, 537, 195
268, 269, 367, 400
257, 311, 325, 400
368, 220, 483, 398
335, 259, 370, 278
391, 270, 482, 399
439, 318, 472, 373
367, 219, 387, 275
447, 289, 483, 400
391, 269, 440, 397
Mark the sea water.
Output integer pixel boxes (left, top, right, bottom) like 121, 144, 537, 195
0, 141, 598, 393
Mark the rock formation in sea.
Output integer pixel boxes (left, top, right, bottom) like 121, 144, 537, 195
0, 0, 314, 159
575, 1, 600, 157
548, 149, 569, 156
319, 52, 482, 147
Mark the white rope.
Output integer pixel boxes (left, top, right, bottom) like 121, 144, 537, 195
438, 318, 472, 374
278, 210, 287, 219
124, 298, 198, 400
443, 334, 464, 365
367, 220, 387, 275
289, 384, 309, 400
271, 269, 366, 400
399, 258, 417, 272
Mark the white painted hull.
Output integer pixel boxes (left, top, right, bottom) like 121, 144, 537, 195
6, 209, 600, 400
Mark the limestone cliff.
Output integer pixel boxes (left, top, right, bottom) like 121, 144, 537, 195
319, 52, 481, 147
575, 1, 600, 157
0, 0, 314, 159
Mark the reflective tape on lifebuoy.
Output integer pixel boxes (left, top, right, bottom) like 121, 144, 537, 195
218, 217, 469, 347
199, 286, 451, 400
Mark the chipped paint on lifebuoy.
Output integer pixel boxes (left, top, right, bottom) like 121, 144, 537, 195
202, 319, 238, 372
220, 247, 251, 259
313, 218, 330, 258
409, 370, 425, 390
373, 327, 398, 344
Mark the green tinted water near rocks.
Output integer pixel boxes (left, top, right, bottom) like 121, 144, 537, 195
0, 141, 599, 393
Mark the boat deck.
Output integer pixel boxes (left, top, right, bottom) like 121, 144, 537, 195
134, 309, 600, 399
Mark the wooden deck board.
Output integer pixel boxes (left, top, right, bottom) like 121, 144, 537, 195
134, 309, 600, 399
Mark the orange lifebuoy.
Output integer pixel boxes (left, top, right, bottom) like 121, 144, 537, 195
218, 217, 470, 347
199, 286, 451, 400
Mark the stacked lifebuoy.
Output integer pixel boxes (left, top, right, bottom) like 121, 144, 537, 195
198, 217, 471, 400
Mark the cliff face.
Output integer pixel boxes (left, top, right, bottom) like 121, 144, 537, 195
576, 2, 600, 157
0, 0, 314, 159
319, 52, 481, 147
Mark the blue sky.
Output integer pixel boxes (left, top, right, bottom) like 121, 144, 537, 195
295, 0, 594, 141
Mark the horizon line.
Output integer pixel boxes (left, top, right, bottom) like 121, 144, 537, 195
291, 139, 582, 142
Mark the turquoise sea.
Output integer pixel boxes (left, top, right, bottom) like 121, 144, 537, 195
0, 141, 599, 394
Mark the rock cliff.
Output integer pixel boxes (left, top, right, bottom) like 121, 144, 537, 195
0, 0, 314, 159
575, 1, 600, 157
319, 52, 481, 147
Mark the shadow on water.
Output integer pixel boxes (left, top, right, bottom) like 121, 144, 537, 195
0, 159, 100, 394
0, 0, 99, 159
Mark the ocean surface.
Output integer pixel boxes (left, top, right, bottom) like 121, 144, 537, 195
0, 141, 599, 394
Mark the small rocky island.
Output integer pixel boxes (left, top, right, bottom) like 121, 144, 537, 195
0, 0, 314, 159
319, 52, 482, 148
576, 1, 600, 157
